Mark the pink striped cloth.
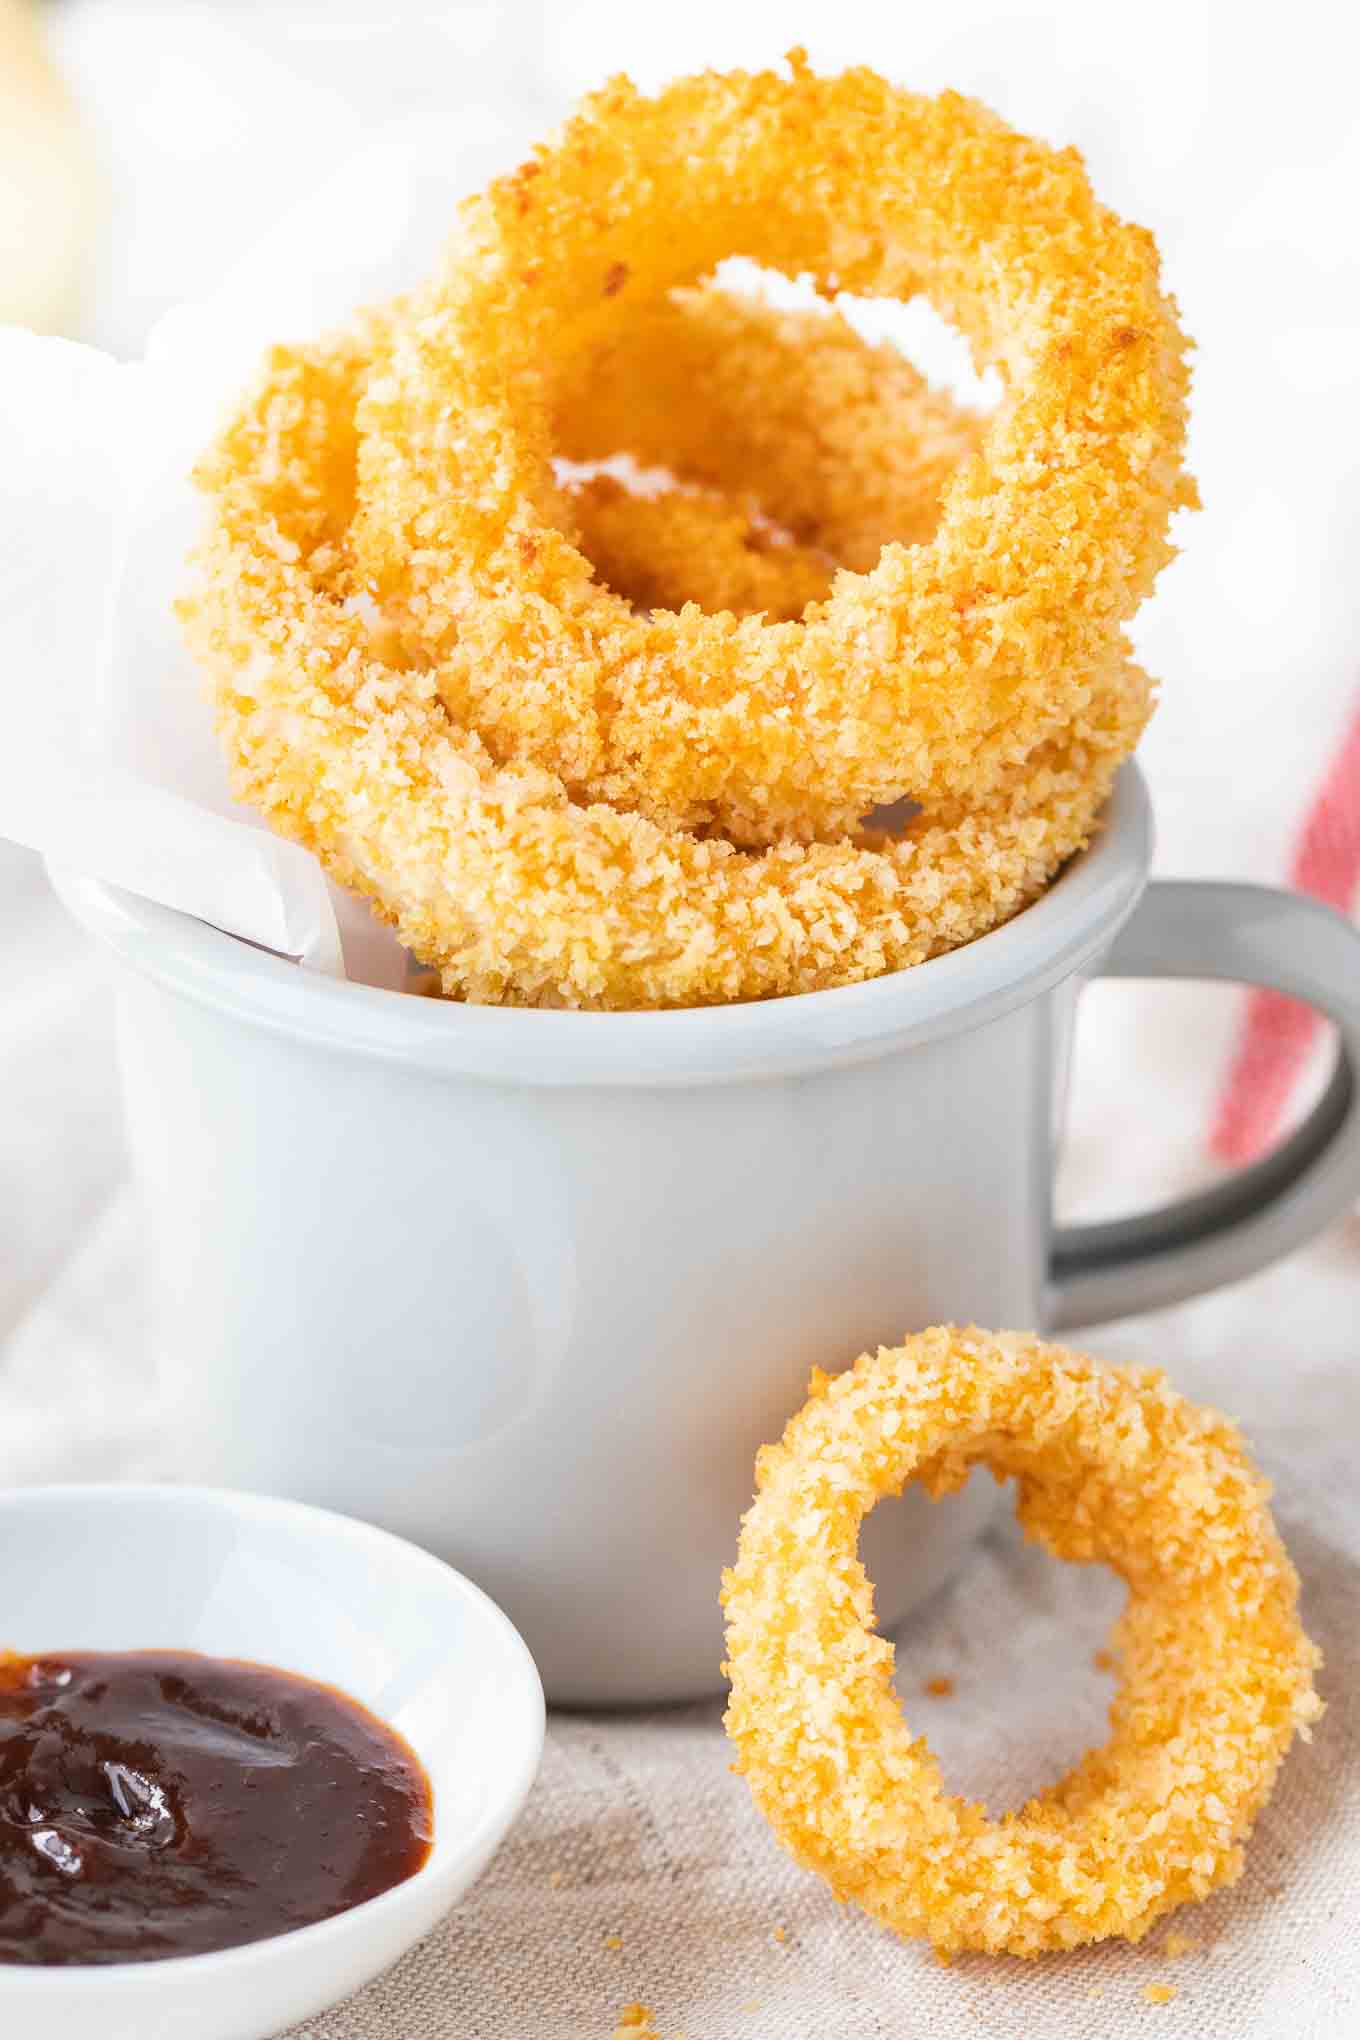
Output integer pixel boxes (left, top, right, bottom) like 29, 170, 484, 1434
1210, 689, 1360, 1165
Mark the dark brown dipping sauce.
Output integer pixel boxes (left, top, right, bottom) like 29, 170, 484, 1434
0, 1650, 433, 1965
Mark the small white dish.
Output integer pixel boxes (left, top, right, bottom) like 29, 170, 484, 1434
0, 1484, 544, 2039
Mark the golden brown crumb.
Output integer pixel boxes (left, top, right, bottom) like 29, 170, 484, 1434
1163, 1932, 1199, 1957
1143, 1983, 1178, 2004
604, 1934, 623, 1951
722, 1328, 1322, 1960
549, 1869, 564, 1889
613, 2006, 660, 2039
923, 1675, 956, 1698
1093, 1648, 1116, 1672
565, 470, 835, 623
772, 1925, 787, 1943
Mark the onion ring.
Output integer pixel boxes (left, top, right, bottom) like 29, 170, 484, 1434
351, 60, 1194, 844
185, 329, 1148, 1009
373, 281, 990, 836
722, 1327, 1323, 1959
554, 284, 984, 579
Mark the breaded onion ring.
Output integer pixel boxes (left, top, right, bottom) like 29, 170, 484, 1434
372, 281, 990, 835
351, 60, 1194, 843
722, 1328, 1323, 1960
555, 284, 983, 578
184, 330, 1148, 1009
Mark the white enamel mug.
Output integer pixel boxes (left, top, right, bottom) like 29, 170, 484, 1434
54, 767, 1360, 1704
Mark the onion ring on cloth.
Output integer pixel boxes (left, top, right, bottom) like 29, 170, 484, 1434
351, 58, 1195, 844
186, 331, 1148, 1010
721, 1328, 1322, 1958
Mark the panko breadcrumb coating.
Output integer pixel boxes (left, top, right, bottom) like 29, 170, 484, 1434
722, 1328, 1322, 1960
184, 326, 1149, 1009
350, 59, 1194, 845
555, 285, 984, 581
565, 473, 837, 625
497, 280, 991, 838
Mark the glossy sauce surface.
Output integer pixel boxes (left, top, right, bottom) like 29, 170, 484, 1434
0, 1650, 433, 1965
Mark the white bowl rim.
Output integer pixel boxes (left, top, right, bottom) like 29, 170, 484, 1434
50, 765, 1152, 1087
0, 1482, 545, 1993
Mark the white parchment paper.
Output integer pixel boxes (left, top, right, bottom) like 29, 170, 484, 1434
0, 113, 522, 987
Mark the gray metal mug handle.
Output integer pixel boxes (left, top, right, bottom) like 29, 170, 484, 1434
1048, 881, 1360, 1331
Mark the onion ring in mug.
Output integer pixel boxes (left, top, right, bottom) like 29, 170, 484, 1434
563, 471, 836, 624
351, 60, 1194, 844
554, 283, 984, 580
185, 330, 1149, 1010
722, 1327, 1323, 1959
372, 281, 989, 836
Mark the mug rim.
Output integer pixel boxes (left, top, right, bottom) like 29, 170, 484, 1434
52, 764, 1152, 1087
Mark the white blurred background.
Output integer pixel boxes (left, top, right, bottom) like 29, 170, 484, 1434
1, 0, 1357, 1456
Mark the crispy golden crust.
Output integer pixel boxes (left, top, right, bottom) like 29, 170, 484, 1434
722, 1328, 1322, 1960
350, 62, 1194, 843
183, 330, 1148, 1009
555, 285, 983, 577
370, 281, 993, 834
564, 471, 836, 623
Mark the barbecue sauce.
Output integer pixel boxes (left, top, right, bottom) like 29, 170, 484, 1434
0, 1650, 433, 1964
